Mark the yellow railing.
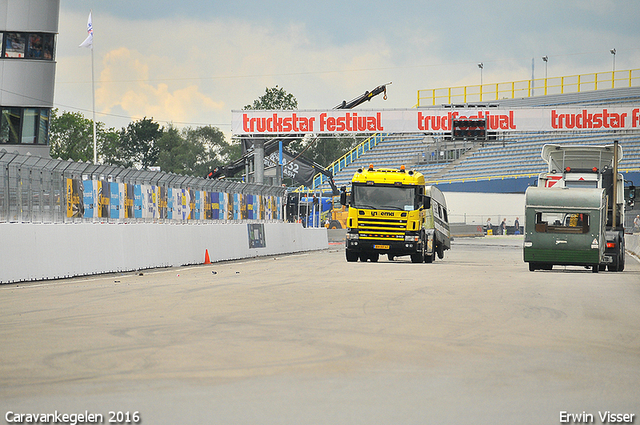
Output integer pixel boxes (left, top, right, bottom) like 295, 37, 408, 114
417, 68, 640, 107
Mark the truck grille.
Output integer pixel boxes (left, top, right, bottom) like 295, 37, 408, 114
358, 218, 407, 239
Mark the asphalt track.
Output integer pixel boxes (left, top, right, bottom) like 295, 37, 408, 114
1, 236, 639, 425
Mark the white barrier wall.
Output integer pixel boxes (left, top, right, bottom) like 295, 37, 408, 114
0, 222, 328, 283
627, 234, 640, 258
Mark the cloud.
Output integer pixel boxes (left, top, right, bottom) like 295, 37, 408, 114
95, 47, 224, 126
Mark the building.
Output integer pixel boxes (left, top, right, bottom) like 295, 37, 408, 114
0, 0, 60, 158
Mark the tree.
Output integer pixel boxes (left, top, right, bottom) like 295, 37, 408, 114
243, 85, 298, 110
104, 117, 163, 169
155, 126, 191, 174
49, 109, 119, 162
183, 125, 241, 174
156, 125, 242, 177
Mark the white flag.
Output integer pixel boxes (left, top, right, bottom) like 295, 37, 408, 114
79, 12, 93, 48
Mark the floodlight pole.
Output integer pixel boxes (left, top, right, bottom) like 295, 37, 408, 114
610, 48, 616, 89
542, 56, 548, 95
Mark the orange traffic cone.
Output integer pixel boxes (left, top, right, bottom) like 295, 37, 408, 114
204, 249, 211, 265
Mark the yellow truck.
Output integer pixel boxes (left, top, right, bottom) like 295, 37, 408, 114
343, 165, 451, 263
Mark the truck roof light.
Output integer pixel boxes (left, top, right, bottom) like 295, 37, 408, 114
368, 164, 374, 171
400, 165, 406, 172
592, 167, 598, 173
565, 167, 571, 172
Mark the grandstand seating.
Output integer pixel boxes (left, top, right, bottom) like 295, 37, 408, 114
315, 87, 640, 193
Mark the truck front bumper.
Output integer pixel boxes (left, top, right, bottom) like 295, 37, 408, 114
345, 235, 424, 256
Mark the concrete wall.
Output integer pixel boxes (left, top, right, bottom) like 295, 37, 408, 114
627, 234, 640, 258
0, 222, 328, 283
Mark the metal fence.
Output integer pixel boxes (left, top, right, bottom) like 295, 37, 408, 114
0, 149, 286, 224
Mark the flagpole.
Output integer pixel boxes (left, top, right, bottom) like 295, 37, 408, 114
79, 10, 96, 163
90, 10, 97, 165
91, 42, 97, 164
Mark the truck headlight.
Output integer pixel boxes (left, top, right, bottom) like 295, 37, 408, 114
404, 235, 419, 242
524, 241, 533, 247
347, 233, 359, 240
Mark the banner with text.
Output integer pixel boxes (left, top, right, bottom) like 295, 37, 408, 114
232, 107, 640, 135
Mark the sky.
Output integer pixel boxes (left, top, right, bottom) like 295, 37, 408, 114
55, 0, 640, 139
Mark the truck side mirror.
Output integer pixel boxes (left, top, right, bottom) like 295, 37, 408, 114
340, 186, 348, 206
423, 196, 431, 209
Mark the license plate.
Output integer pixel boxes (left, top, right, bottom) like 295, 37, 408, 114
602, 255, 613, 263
374, 244, 390, 250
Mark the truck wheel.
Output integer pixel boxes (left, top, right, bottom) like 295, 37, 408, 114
528, 263, 536, 272
328, 220, 342, 229
388, 254, 395, 261
346, 250, 358, 262
424, 252, 433, 263
370, 253, 379, 262
616, 245, 625, 271
360, 253, 369, 262
591, 264, 599, 273
411, 245, 425, 263
437, 248, 444, 260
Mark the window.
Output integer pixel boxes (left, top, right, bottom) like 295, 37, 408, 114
0, 108, 50, 145
27, 34, 43, 59
1, 32, 55, 60
5, 33, 26, 58
535, 212, 590, 234
37, 109, 49, 145
22, 108, 38, 144
1, 108, 21, 144
352, 184, 418, 211
42, 33, 54, 60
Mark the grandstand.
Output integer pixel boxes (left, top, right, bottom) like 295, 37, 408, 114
314, 85, 640, 194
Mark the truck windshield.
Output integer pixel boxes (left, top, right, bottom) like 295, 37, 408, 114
352, 184, 417, 211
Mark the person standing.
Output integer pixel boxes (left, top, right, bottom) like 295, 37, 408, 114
499, 218, 507, 235
485, 217, 492, 235
634, 215, 640, 233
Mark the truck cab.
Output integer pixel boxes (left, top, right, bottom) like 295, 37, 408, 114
344, 165, 450, 263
